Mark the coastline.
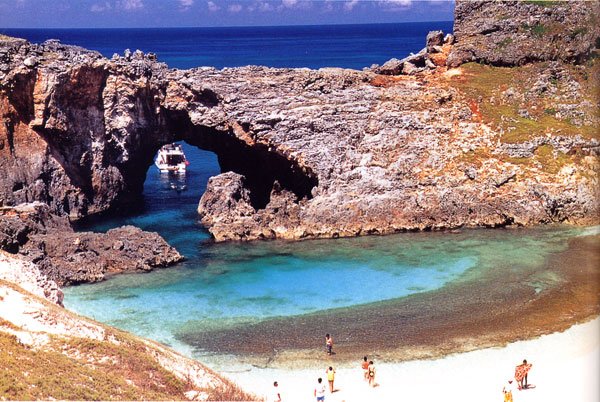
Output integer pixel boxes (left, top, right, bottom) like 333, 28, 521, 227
179, 233, 600, 369
224, 317, 600, 402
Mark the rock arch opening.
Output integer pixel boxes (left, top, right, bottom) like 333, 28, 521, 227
149, 113, 319, 212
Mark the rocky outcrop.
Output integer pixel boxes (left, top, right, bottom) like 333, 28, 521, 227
373, 31, 453, 76
0, 203, 183, 285
447, 0, 600, 67
198, 173, 304, 241
0, 1, 598, 242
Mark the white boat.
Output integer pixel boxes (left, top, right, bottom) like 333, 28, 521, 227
155, 143, 189, 173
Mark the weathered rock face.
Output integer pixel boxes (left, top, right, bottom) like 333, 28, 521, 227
0, 250, 63, 305
0, 1, 598, 243
447, 0, 600, 67
0, 203, 183, 285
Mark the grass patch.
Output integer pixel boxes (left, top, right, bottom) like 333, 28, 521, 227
570, 27, 589, 39
523, 23, 549, 37
533, 145, 573, 175
0, 281, 258, 401
447, 62, 599, 144
497, 37, 513, 49
522, 0, 561, 6
0, 331, 176, 400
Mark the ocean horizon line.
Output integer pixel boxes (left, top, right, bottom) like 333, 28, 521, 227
1, 20, 453, 32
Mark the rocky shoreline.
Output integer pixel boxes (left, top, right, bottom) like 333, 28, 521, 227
0, 0, 598, 243
0, 203, 182, 285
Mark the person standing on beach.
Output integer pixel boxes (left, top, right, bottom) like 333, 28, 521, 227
270, 381, 281, 402
325, 333, 333, 355
361, 356, 369, 381
326, 366, 336, 393
514, 359, 532, 390
367, 360, 376, 387
314, 377, 326, 401
503, 379, 516, 402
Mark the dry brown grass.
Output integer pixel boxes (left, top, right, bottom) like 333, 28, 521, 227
0, 280, 259, 401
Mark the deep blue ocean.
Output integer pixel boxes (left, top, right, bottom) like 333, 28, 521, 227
9, 23, 593, 368
3, 22, 453, 69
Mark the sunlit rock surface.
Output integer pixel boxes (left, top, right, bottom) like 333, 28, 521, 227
0, 0, 598, 241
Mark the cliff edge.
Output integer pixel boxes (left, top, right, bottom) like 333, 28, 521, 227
0, 1, 598, 242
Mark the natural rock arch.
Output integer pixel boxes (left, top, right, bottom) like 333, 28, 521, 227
1, 15, 599, 242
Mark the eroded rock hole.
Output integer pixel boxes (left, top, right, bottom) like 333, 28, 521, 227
161, 114, 318, 211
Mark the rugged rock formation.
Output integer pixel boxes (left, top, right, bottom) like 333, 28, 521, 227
0, 252, 256, 400
447, 0, 600, 67
373, 30, 453, 76
0, 0, 598, 242
0, 203, 183, 285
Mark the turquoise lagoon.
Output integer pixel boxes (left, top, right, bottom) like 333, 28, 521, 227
64, 144, 593, 360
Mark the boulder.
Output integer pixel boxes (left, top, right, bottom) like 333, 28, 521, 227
426, 30, 445, 52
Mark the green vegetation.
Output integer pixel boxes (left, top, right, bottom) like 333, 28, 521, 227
497, 37, 513, 49
0, 331, 173, 400
522, 0, 561, 7
533, 145, 573, 175
448, 62, 599, 144
523, 23, 549, 37
446, 60, 598, 179
569, 27, 589, 39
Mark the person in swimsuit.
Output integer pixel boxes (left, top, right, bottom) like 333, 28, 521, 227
314, 377, 326, 401
270, 381, 281, 402
368, 360, 376, 387
361, 356, 369, 381
325, 334, 333, 355
326, 366, 336, 393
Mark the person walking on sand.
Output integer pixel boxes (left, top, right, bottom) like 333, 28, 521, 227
314, 377, 326, 401
361, 356, 369, 381
368, 360, 376, 387
325, 333, 333, 355
326, 366, 336, 393
503, 379, 516, 402
515, 359, 532, 390
269, 381, 281, 402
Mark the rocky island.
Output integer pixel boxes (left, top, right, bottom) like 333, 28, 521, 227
0, 0, 599, 400
1, 0, 598, 244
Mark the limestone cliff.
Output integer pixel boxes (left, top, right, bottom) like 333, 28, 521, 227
448, 0, 600, 67
0, 0, 598, 242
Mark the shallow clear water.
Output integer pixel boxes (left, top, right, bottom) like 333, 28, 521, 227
67, 143, 590, 355
64, 217, 586, 356
41, 23, 592, 361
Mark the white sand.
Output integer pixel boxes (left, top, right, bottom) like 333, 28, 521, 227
225, 318, 599, 402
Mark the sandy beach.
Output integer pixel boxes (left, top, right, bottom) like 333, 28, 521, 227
225, 318, 599, 401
